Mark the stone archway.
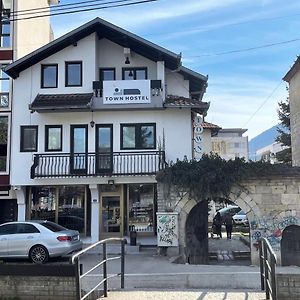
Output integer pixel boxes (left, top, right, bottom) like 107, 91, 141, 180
185, 200, 208, 264
158, 176, 300, 265
281, 225, 300, 266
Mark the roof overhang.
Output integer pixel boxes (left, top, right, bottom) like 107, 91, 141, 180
29, 93, 93, 112
283, 56, 300, 82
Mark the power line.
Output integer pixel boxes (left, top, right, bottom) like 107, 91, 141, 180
242, 80, 283, 127
185, 38, 300, 58
10, 0, 132, 17
9, 0, 159, 22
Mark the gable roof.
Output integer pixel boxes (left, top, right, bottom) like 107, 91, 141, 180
283, 56, 300, 82
5, 17, 207, 96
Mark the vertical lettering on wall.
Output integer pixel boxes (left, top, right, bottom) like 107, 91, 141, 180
193, 115, 204, 160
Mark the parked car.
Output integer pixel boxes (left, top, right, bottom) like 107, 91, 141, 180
215, 205, 240, 222
232, 210, 249, 226
0, 220, 82, 264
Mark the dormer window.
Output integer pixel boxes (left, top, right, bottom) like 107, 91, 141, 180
122, 68, 147, 80
41, 64, 58, 88
65, 61, 82, 87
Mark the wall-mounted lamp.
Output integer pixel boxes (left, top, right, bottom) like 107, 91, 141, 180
108, 179, 114, 185
90, 110, 95, 128
125, 56, 130, 64
128, 70, 133, 77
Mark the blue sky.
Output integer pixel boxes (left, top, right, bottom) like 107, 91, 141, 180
50, 0, 300, 139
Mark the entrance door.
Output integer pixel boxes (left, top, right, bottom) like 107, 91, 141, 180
281, 225, 300, 266
70, 125, 88, 174
96, 125, 113, 174
101, 196, 121, 237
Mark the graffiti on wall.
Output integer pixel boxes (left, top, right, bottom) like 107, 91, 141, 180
250, 214, 298, 251
157, 212, 179, 247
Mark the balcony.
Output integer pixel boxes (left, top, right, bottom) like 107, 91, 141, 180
31, 151, 166, 179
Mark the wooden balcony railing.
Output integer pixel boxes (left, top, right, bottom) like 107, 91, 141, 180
31, 151, 166, 178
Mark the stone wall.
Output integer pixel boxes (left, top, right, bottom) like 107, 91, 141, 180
0, 275, 76, 300
157, 175, 300, 265
277, 271, 300, 300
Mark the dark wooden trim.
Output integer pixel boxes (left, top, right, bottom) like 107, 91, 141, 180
122, 67, 147, 80
0, 50, 13, 60
120, 123, 156, 150
45, 125, 63, 152
20, 125, 38, 152
41, 64, 58, 88
65, 61, 83, 87
0, 263, 77, 277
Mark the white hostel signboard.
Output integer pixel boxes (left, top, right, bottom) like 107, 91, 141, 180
103, 80, 151, 104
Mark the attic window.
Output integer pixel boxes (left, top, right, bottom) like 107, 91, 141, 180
41, 64, 58, 88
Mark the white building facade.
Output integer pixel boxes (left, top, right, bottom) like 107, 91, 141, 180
211, 128, 249, 161
6, 18, 209, 243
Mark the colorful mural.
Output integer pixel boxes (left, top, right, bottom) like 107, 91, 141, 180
250, 214, 299, 251
157, 212, 179, 247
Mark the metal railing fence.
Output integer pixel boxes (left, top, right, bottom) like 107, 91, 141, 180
71, 237, 126, 300
259, 238, 277, 300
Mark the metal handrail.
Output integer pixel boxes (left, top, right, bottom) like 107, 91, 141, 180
71, 237, 126, 300
259, 238, 277, 300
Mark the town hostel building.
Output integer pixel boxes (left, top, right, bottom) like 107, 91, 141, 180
5, 18, 209, 243
0, 0, 58, 224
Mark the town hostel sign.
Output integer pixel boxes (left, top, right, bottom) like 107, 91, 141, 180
103, 80, 151, 105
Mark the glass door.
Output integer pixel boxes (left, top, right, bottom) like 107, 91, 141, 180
70, 125, 88, 174
101, 196, 121, 235
96, 124, 113, 174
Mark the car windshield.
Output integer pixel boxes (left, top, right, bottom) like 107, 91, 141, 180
236, 210, 245, 215
40, 221, 68, 232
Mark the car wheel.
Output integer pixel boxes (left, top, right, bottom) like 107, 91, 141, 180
29, 245, 49, 264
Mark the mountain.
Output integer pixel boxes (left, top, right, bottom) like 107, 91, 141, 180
249, 125, 282, 160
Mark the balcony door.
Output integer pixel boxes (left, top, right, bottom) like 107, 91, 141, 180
70, 125, 88, 174
96, 124, 113, 174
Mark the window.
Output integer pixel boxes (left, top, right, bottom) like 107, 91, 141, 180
0, 64, 9, 108
45, 125, 62, 151
121, 123, 156, 150
100, 68, 115, 81
41, 64, 58, 88
122, 68, 147, 80
0, 7, 10, 47
99, 68, 115, 97
0, 223, 17, 235
17, 224, 40, 234
0, 116, 8, 172
20, 126, 38, 152
65, 61, 82, 87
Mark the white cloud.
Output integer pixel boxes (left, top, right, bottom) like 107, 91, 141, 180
204, 75, 287, 139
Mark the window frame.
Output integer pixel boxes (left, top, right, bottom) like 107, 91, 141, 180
0, 114, 9, 173
122, 67, 148, 80
65, 61, 83, 87
99, 68, 116, 82
0, 63, 9, 109
0, 7, 10, 48
41, 64, 58, 89
20, 125, 38, 152
45, 125, 63, 152
120, 123, 156, 150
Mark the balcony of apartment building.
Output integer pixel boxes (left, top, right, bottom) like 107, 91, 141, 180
31, 151, 166, 179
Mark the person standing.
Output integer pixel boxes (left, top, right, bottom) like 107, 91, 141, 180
213, 212, 222, 238
224, 214, 233, 239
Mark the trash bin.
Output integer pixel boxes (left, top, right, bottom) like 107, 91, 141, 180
130, 229, 137, 246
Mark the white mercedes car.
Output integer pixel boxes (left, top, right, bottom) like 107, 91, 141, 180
0, 220, 82, 263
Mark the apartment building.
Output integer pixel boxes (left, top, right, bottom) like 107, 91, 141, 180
0, 0, 58, 223
5, 18, 209, 243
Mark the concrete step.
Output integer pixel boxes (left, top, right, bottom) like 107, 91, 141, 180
82, 270, 261, 291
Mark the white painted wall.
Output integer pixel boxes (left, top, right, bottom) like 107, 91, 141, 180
11, 32, 196, 186
166, 70, 189, 98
